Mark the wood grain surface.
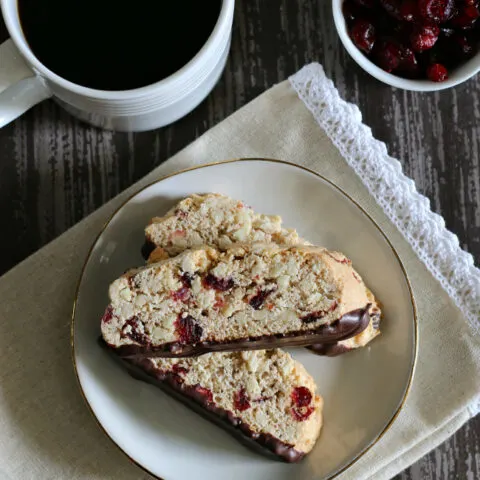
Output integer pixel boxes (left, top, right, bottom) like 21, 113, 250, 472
0, 1, 479, 478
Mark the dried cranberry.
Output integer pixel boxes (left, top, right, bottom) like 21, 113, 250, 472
427, 63, 449, 81
398, 46, 419, 76
410, 25, 439, 52
171, 286, 190, 302
430, 32, 476, 67
379, 0, 402, 19
101, 306, 114, 324
203, 274, 235, 292
181, 272, 194, 288
400, 0, 419, 21
418, 0, 454, 23
450, 33, 475, 58
174, 315, 203, 344
291, 387, 313, 407
172, 364, 189, 375
343, 0, 474, 81
122, 316, 149, 345
233, 388, 251, 411
291, 387, 314, 421
249, 288, 275, 310
195, 386, 213, 403
350, 19, 376, 53
451, 4, 480, 29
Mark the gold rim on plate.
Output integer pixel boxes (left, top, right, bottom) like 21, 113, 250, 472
71, 157, 419, 480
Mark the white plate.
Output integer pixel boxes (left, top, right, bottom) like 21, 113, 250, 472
72, 159, 417, 480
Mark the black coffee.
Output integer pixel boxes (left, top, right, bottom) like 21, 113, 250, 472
18, 0, 221, 90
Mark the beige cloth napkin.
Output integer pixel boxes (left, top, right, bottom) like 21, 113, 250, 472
0, 63, 478, 480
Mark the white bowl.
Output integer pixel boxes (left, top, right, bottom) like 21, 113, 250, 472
332, 0, 480, 91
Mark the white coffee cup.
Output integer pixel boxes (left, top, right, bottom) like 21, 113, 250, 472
0, 0, 234, 131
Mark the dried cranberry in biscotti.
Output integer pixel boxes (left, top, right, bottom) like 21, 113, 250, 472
249, 287, 276, 310
123, 349, 323, 461
292, 387, 313, 407
194, 385, 214, 403
233, 388, 251, 411
291, 387, 315, 421
175, 314, 203, 344
171, 286, 190, 302
203, 274, 235, 292
122, 317, 150, 345
101, 243, 380, 358
101, 305, 114, 324
181, 272, 194, 288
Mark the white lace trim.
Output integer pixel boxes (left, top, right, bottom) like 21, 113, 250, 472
289, 63, 480, 336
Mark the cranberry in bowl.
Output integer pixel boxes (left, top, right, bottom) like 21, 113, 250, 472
332, 0, 480, 90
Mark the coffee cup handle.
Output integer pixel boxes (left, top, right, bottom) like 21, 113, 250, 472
0, 39, 51, 128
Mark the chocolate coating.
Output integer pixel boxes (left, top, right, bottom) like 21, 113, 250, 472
99, 339, 305, 462
308, 309, 375, 356
112, 306, 371, 358
307, 343, 352, 356
141, 239, 156, 260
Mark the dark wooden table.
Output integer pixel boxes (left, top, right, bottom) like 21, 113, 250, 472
1, 1, 479, 478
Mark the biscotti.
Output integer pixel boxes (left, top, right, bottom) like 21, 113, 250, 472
142, 193, 302, 260
141, 194, 381, 355
102, 341, 323, 462
101, 243, 376, 357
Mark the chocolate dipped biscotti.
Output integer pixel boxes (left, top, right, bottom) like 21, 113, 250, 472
101, 243, 377, 357
102, 342, 323, 462
141, 194, 381, 356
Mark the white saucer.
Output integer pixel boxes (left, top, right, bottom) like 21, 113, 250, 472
72, 159, 417, 480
